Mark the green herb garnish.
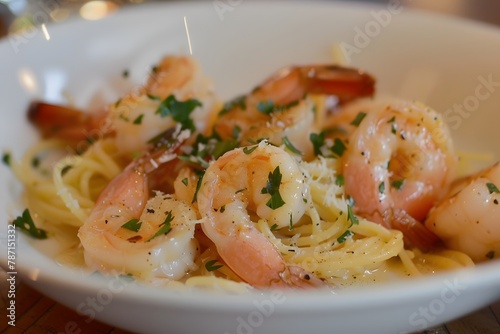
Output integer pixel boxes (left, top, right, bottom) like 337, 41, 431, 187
155, 94, 201, 131
257, 100, 275, 114
205, 259, 223, 272
12, 209, 47, 239
133, 114, 144, 125
350, 112, 367, 126
261, 166, 286, 209
486, 182, 500, 194
2, 152, 10, 166
337, 230, 353, 243
257, 100, 299, 115
192, 171, 205, 204
282, 136, 303, 155
335, 175, 345, 186
391, 179, 405, 190
310, 131, 326, 156
378, 182, 385, 194
243, 145, 258, 155
121, 218, 142, 232
347, 205, 359, 227
330, 138, 346, 158
147, 211, 174, 241
212, 140, 239, 159
218, 95, 246, 116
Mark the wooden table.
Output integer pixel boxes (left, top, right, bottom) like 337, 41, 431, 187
1, 268, 499, 334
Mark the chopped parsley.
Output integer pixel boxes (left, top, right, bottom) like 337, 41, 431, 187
270, 224, 278, 231
181, 178, 189, 186
121, 218, 142, 232
257, 100, 275, 114
289, 213, 293, 231
147, 211, 174, 241
486, 182, 500, 194
391, 179, 405, 190
12, 209, 47, 239
243, 145, 258, 155
132, 114, 144, 125
122, 69, 129, 78
347, 205, 359, 227
310, 131, 326, 156
31, 156, 40, 168
378, 182, 385, 194
147, 94, 160, 101
485, 251, 495, 259
205, 259, 223, 272
387, 116, 396, 123
391, 123, 397, 135
330, 138, 346, 158
337, 230, 353, 243
218, 95, 246, 116
155, 94, 201, 131
256, 100, 299, 115
2, 152, 11, 166
282, 136, 303, 155
212, 140, 239, 159
192, 171, 205, 204
261, 166, 286, 210
335, 175, 345, 187
350, 112, 367, 126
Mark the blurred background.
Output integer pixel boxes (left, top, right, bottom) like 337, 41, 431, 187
1, 0, 500, 39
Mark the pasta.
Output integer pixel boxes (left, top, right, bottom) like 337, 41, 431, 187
9, 54, 498, 292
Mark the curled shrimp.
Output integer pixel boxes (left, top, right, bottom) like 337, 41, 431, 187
425, 162, 500, 262
196, 141, 325, 289
28, 55, 217, 156
78, 146, 199, 280
341, 99, 456, 250
106, 55, 217, 156
214, 65, 375, 159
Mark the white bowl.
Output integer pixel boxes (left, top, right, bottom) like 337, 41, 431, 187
1, 2, 499, 334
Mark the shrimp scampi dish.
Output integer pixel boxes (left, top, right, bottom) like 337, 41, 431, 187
6, 54, 499, 291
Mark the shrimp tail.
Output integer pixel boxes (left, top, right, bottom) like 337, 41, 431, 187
300, 65, 376, 103
389, 210, 442, 252
28, 101, 111, 144
255, 65, 375, 106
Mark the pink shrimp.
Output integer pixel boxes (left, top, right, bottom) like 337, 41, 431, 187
196, 141, 325, 289
78, 143, 199, 279
341, 99, 456, 250
213, 64, 375, 159
425, 162, 500, 261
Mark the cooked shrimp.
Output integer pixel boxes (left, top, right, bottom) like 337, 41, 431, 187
28, 101, 111, 146
109, 55, 217, 156
78, 147, 199, 280
425, 162, 500, 262
28, 55, 217, 156
197, 141, 325, 288
342, 99, 456, 250
214, 65, 375, 160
